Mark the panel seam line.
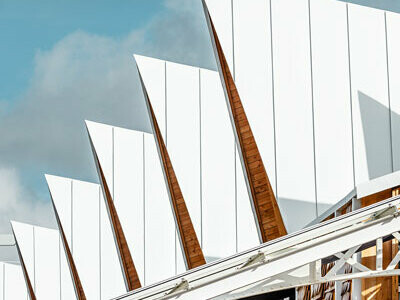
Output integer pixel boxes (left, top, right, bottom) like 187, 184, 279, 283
143, 133, 146, 285
384, 11, 394, 173
269, 0, 279, 202
33, 226, 36, 293
199, 68, 203, 248
346, 3, 357, 189
99, 186, 102, 299
231, 0, 238, 254
308, 0, 318, 217
59, 237, 61, 300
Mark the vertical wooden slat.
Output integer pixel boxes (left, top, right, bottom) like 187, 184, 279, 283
392, 187, 400, 299
90, 146, 141, 291
138, 71, 206, 270
13, 238, 36, 300
296, 286, 311, 300
341, 266, 352, 300
341, 204, 352, 300
360, 187, 399, 300
302, 203, 352, 300
392, 237, 399, 299
50, 197, 86, 300
203, 4, 286, 242
314, 263, 336, 300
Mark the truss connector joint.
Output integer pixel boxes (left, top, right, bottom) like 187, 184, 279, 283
238, 251, 266, 269
165, 278, 189, 296
370, 206, 398, 221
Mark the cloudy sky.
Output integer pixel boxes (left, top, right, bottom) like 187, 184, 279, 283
0, 0, 216, 233
1, 0, 400, 235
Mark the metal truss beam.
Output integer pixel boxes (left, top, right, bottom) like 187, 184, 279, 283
115, 195, 400, 300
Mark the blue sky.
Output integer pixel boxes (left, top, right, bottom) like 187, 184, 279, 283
2, 0, 399, 100
341, 0, 400, 13
0, 0, 214, 233
0, 0, 164, 100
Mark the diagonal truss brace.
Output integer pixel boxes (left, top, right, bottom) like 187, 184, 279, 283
117, 196, 400, 300
333, 251, 370, 272
221, 231, 400, 299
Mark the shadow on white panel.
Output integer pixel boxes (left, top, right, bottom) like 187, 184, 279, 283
386, 12, 400, 171
310, 0, 354, 212
358, 92, 393, 180
348, 4, 392, 184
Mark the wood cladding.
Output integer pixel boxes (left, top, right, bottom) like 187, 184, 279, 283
360, 189, 393, 208
392, 187, 400, 299
296, 286, 311, 300
340, 204, 352, 300
14, 238, 36, 300
392, 238, 399, 299
95, 154, 141, 291
49, 194, 86, 300
308, 204, 351, 300
55, 211, 87, 300
361, 238, 393, 300
310, 263, 335, 300
298, 186, 399, 299
297, 263, 336, 300
360, 187, 399, 300
140, 75, 206, 269
208, 13, 287, 242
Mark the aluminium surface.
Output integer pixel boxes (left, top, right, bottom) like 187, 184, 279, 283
114, 194, 400, 300
306, 189, 356, 227
357, 170, 400, 198
308, 170, 400, 227
0, 234, 15, 246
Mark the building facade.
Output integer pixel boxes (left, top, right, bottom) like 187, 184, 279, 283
3, 0, 400, 299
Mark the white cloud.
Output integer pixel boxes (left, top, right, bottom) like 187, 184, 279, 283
0, 0, 215, 233
0, 167, 55, 233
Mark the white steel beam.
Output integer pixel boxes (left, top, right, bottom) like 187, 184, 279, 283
114, 195, 400, 300
376, 237, 383, 271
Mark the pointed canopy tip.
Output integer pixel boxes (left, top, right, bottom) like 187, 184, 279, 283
85, 119, 126, 135
10, 221, 19, 243
44, 173, 59, 183
201, 0, 210, 17
133, 53, 159, 62
84, 120, 96, 140
84, 119, 95, 130
85, 119, 111, 134
84, 119, 108, 143
133, 54, 147, 69
133, 54, 167, 72
10, 220, 29, 229
10, 221, 33, 240
44, 173, 74, 199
